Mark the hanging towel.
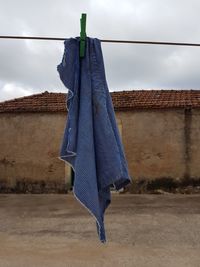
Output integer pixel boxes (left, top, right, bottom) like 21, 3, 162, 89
57, 37, 132, 243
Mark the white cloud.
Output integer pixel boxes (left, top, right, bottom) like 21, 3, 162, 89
0, 83, 34, 101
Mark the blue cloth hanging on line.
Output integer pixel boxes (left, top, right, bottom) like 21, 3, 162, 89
57, 37, 132, 243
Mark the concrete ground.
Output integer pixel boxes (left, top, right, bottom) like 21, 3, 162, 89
0, 193, 200, 267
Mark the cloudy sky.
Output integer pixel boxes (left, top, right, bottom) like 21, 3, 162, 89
1, 0, 200, 101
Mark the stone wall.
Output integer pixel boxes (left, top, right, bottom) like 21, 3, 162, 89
0, 108, 200, 193
0, 112, 67, 193
118, 108, 200, 193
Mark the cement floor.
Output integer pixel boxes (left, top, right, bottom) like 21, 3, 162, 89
0, 193, 200, 267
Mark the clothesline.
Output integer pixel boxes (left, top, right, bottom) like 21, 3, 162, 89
1, 35, 200, 47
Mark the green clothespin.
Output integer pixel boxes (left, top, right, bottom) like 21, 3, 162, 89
80, 13, 87, 58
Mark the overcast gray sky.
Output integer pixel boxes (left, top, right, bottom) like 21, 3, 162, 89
1, 0, 200, 101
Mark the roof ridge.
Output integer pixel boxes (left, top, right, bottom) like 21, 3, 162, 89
110, 88, 200, 93
0, 91, 47, 104
111, 89, 200, 93
1, 89, 200, 104
0, 91, 68, 104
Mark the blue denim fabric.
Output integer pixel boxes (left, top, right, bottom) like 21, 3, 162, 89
57, 37, 132, 243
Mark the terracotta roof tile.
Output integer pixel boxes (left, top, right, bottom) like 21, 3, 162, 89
0, 89, 200, 113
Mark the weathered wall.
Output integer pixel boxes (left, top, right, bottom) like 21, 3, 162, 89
189, 109, 200, 178
117, 108, 200, 192
119, 108, 185, 180
0, 108, 200, 193
0, 112, 67, 193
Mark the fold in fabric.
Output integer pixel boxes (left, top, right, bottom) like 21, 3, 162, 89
57, 37, 132, 243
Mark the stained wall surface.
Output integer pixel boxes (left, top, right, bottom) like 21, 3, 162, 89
0, 108, 199, 192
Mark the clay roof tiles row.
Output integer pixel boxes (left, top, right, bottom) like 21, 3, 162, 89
0, 89, 199, 113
